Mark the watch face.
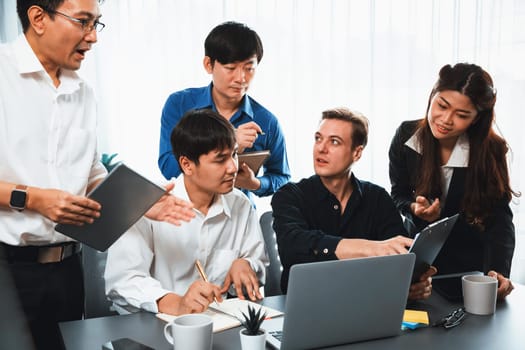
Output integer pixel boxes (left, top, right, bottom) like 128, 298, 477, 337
10, 189, 27, 210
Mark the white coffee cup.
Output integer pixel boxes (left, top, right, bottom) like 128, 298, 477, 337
164, 313, 213, 350
462, 275, 498, 315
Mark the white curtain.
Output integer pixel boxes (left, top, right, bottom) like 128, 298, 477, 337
2, 0, 524, 278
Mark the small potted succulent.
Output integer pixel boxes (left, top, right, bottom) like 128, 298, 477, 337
238, 304, 267, 350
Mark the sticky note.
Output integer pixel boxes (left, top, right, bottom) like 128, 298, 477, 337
401, 321, 421, 330
403, 309, 429, 325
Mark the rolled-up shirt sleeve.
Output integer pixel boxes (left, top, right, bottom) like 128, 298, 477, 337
104, 218, 171, 314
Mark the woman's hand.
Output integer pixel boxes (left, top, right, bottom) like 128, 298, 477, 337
411, 196, 441, 222
488, 270, 514, 300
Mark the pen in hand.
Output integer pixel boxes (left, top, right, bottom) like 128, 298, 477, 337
233, 127, 265, 136
195, 260, 221, 305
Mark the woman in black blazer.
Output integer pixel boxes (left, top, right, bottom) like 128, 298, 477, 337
389, 63, 519, 299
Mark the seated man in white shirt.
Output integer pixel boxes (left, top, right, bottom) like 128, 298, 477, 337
105, 109, 268, 316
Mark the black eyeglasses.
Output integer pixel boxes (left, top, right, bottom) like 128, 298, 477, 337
45, 8, 105, 33
433, 307, 466, 329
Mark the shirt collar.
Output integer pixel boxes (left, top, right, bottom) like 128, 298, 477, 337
195, 83, 255, 121
236, 91, 255, 121
13, 34, 82, 93
13, 35, 45, 75
350, 173, 364, 198
209, 193, 232, 219
57, 69, 83, 95
405, 130, 469, 168
404, 129, 422, 154
312, 175, 332, 201
171, 175, 231, 219
445, 133, 469, 167
313, 173, 364, 202
193, 84, 215, 109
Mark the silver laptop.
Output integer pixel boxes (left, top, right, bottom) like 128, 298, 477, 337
55, 163, 165, 252
264, 254, 416, 350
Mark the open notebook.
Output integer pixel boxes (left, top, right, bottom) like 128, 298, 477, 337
156, 298, 283, 333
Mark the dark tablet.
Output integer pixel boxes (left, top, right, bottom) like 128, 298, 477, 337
432, 271, 483, 301
55, 163, 165, 252
238, 150, 270, 174
408, 214, 459, 282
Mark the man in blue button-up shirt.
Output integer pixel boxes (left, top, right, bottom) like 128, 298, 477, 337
158, 21, 290, 203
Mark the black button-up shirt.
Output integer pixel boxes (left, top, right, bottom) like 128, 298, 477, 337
271, 174, 407, 293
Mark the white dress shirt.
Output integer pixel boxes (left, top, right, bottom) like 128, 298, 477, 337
405, 131, 469, 202
104, 175, 269, 313
0, 35, 106, 246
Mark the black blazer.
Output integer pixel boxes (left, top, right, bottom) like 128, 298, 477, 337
388, 120, 515, 276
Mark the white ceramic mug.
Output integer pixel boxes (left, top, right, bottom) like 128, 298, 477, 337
462, 275, 498, 315
164, 313, 213, 350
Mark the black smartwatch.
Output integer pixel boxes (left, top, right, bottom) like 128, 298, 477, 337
9, 185, 28, 211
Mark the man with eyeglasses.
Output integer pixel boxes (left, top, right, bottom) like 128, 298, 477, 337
0, 1, 107, 348
0, 1, 192, 348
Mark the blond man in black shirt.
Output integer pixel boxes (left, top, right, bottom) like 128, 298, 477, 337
272, 107, 436, 297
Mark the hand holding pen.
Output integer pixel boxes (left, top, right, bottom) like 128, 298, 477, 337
195, 260, 223, 306
235, 121, 264, 153
157, 267, 222, 316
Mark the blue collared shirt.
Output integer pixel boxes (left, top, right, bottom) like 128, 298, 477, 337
159, 83, 290, 200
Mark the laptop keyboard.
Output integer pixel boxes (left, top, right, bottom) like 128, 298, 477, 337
269, 330, 284, 341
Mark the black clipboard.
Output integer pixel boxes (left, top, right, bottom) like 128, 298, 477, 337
238, 150, 270, 174
408, 214, 459, 282
55, 163, 165, 252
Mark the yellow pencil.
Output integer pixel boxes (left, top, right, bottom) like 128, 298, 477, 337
195, 260, 221, 305
195, 260, 209, 282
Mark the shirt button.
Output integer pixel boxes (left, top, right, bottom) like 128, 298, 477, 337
323, 248, 328, 254
333, 204, 339, 210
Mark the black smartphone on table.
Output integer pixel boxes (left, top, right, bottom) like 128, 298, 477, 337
102, 338, 154, 350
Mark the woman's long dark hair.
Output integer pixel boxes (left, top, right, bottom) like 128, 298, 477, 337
415, 63, 519, 229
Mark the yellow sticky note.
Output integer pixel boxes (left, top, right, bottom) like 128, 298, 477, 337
403, 309, 429, 325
